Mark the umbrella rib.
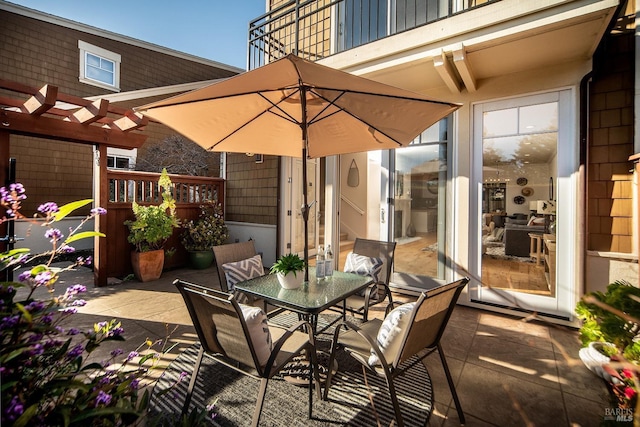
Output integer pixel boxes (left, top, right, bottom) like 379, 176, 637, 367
311, 86, 457, 106
209, 92, 301, 149
258, 91, 302, 125
307, 88, 405, 147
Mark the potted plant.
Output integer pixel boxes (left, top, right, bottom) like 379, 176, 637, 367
270, 253, 306, 289
181, 200, 229, 269
576, 280, 640, 412
576, 280, 640, 362
125, 169, 179, 282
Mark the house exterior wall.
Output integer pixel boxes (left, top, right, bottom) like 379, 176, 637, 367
0, 5, 238, 215
586, 31, 638, 291
225, 153, 279, 225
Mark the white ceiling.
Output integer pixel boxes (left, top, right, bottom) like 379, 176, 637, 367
320, 0, 620, 95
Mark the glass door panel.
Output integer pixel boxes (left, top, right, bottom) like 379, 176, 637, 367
471, 90, 575, 318
390, 118, 450, 289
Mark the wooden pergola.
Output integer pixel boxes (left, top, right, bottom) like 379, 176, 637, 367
0, 79, 148, 286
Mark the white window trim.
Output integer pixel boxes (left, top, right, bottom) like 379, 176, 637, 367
78, 40, 121, 92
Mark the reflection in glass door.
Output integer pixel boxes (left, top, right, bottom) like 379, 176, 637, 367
471, 90, 575, 318
292, 158, 319, 258
390, 118, 450, 289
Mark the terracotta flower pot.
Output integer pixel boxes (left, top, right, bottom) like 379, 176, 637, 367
131, 249, 164, 282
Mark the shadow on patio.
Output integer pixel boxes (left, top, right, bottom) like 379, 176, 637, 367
29, 263, 610, 426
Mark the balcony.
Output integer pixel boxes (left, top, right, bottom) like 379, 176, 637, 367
249, 0, 501, 69
249, 0, 621, 94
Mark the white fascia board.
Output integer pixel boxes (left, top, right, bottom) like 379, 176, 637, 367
84, 79, 228, 104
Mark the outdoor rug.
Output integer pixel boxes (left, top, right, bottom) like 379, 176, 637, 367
149, 313, 433, 426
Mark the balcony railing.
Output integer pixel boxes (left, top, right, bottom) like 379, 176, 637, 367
248, 0, 500, 69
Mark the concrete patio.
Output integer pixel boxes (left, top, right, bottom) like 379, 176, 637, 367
30, 263, 611, 426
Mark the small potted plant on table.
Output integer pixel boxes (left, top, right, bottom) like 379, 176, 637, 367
181, 200, 229, 269
270, 253, 306, 289
125, 169, 179, 282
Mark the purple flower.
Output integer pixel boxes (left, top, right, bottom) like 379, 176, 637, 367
110, 348, 124, 357
43, 339, 62, 349
67, 344, 84, 359
61, 307, 77, 314
41, 313, 54, 323
44, 228, 63, 242
91, 207, 107, 215
130, 378, 140, 390
126, 351, 139, 361
111, 327, 124, 337
24, 301, 45, 312
0, 315, 20, 330
85, 256, 93, 266
67, 327, 80, 336
59, 245, 75, 253
94, 390, 112, 407
33, 271, 53, 287
67, 284, 87, 294
37, 202, 59, 214
28, 344, 44, 356
27, 333, 43, 343
71, 299, 86, 307
17, 271, 30, 282
3, 396, 24, 422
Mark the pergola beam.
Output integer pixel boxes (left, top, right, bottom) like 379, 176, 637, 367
66, 99, 109, 124
0, 108, 146, 148
22, 84, 57, 115
111, 110, 148, 131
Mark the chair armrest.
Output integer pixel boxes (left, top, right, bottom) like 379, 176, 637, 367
363, 282, 393, 309
336, 320, 394, 374
384, 300, 402, 317
265, 320, 314, 373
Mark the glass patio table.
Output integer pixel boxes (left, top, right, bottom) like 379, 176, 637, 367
235, 267, 372, 334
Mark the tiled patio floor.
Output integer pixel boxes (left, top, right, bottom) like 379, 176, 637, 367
30, 263, 611, 426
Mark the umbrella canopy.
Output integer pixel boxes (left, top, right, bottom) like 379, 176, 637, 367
136, 54, 461, 281
137, 54, 460, 159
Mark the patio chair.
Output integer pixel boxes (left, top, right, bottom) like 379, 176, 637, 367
213, 240, 261, 292
323, 277, 470, 426
174, 279, 321, 427
339, 238, 397, 321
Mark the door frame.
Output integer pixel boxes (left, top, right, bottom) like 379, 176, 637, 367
279, 157, 321, 259
469, 88, 578, 320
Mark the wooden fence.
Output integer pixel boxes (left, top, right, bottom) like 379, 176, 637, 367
105, 170, 225, 279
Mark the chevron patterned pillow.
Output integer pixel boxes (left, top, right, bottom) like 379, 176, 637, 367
344, 252, 383, 297
222, 254, 264, 291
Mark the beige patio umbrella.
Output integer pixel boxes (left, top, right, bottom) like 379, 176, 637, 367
137, 54, 460, 281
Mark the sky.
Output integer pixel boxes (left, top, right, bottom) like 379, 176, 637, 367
9, 0, 266, 69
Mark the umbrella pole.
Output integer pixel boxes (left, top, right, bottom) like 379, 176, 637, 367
302, 146, 310, 283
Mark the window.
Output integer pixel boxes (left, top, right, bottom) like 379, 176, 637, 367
107, 156, 131, 170
78, 41, 121, 91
